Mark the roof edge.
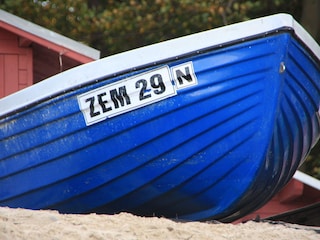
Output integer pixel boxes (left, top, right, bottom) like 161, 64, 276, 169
0, 9, 100, 60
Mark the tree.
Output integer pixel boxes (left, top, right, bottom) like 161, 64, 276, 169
301, 0, 320, 42
3, 0, 317, 56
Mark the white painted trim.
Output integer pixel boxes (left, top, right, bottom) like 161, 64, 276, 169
0, 9, 100, 60
0, 13, 319, 117
293, 171, 320, 191
292, 20, 320, 58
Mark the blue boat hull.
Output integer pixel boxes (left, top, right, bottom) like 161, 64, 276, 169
1, 19, 319, 221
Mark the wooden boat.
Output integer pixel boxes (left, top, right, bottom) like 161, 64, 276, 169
0, 14, 319, 221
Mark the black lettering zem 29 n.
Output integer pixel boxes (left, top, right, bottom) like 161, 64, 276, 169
85, 85, 131, 118
78, 62, 197, 126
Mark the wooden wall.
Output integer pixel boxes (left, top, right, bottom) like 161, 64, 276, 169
234, 178, 320, 223
0, 28, 32, 98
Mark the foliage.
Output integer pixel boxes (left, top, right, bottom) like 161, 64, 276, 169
0, 0, 96, 44
0, 0, 319, 179
0, 0, 305, 56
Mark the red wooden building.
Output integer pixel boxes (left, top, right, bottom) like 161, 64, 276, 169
0, 9, 100, 98
236, 171, 320, 225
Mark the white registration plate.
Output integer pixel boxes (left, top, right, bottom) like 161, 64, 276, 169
78, 66, 176, 125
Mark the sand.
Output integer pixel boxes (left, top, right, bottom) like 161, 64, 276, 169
0, 207, 319, 240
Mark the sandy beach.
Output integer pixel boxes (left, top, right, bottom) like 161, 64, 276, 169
0, 207, 319, 240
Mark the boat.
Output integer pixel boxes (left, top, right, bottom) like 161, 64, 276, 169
0, 14, 319, 222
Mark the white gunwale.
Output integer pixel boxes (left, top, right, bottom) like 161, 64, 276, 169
0, 13, 319, 117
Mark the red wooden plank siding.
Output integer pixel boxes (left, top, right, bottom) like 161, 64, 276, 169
0, 55, 3, 97
4, 55, 18, 96
0, 28, 32, 98
18, 50, 33, 90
